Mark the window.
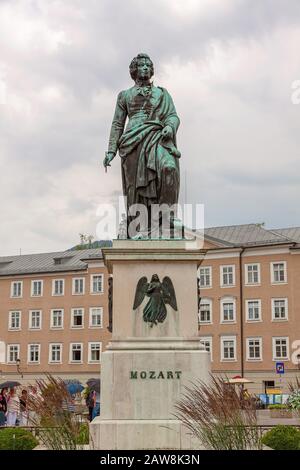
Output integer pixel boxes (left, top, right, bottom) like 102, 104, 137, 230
221, 336, 236, 361
70, 343, 83, 363
29, 310, 42, 329
51, 309, 64, 329
271, 262, 287, 284
88, 342, 101, 363
198, 299, 212, 324
28, 344, 40, 363
272, 298, 288, 321
91, 274, 104, 294
246, 338, 262, 361
220, 265, 235, 287
198, 266, 212, 288
9, 311, 21, 330
49, 344, 62, 363
7, 344, 20, 363
221, 298, 236, 323
11, 281, 23, 298
72, 277, 85, 295
71, 308, 84, 328
245, 264, 260, 285
89, 307, 103, 328
31, 280, 43, 297
246, 300, 262, 322
52, 279, 64, 296
200, 337, 212, 361
272, 337, 289, 360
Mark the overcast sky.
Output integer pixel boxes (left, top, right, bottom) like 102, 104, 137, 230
1, 0, 300, 256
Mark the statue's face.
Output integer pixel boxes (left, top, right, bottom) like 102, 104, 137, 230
136, 57, 152, 80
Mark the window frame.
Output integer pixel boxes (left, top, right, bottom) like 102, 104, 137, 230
198, 298, 213, 324
271, 298, 288, 321
27, 343, 41, 364
245, 299, 262, 322
220, 336, 237, 362
48, 343, 63, 364
199, 336, 213, 361
245, 263, 261, 285
31, 279, 43, 297
7, 344, 20, 364
71, 308, 84, 329
89, 307, 103, 328
88, 342, 102, 363
198, 266, 212, 289
270, 261, 287, 284
90, 274, 104, 294
10, 280, 23, 298
220, 265, 235, 288
72, 277, 85, 295
50, 309, 64, 329
69, 342, 83, 364
8, 310, 21, 330
52, 278, 65, 296
29, 310, 42, 330
272, 336, 289, 361
220, 297, 236, 323
246, 337, 263, 361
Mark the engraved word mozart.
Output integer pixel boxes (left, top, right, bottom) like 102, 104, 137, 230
130, 370, 182, 380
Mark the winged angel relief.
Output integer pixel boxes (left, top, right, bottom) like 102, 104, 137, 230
133, 274, 178, 327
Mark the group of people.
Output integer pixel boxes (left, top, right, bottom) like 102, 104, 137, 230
0, 388, 28, 427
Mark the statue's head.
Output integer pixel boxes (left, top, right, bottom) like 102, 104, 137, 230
151, 274, 160, 283
129, 53, 154, 81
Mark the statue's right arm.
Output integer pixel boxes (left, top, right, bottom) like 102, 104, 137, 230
107, 91, 127, 156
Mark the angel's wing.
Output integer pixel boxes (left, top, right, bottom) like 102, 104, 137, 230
133, 276, 149, 310
162, 276, 178, 311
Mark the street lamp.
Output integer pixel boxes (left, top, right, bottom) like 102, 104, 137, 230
16, 358, 23, 378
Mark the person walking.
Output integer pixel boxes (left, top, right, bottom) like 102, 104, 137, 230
6, 388, 20, 426
86, 389, 95, 422
0, 388, 8, 426
19, 389, 28, 426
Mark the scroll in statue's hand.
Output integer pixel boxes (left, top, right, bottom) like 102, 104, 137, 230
161, 125, 173, 139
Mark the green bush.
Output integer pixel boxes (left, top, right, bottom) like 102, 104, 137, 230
268, 404, 289, 410
0, 428, 38, 450
262, 425, 300, 450
288, 391, 300, 410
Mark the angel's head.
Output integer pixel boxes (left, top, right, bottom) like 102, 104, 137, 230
151, 274, 160, 283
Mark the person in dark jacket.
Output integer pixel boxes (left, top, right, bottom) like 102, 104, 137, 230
0, 388, 8, 426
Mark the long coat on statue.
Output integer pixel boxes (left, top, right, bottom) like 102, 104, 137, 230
108, 84, 181, 211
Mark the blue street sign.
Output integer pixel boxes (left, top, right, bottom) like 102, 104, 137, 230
276, 362, 285, 374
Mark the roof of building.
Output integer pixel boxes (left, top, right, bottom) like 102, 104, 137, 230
272, 227, 300, 243
204, 223, 292, 247
0, 248, 103, 277
0, 224, 298, 276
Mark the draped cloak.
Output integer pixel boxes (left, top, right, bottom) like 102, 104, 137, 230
108, 85, 180, 208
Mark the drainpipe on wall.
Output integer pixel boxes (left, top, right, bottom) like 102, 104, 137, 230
239, 247, 245, 377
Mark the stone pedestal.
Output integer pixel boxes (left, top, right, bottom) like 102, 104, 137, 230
90, 240, 210, 450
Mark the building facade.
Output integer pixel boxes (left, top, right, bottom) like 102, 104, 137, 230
1, 224, 300, 394
0, 249, 110, 384
199, 224, 300, 393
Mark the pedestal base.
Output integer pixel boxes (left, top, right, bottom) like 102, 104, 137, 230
90, 418, 203, 450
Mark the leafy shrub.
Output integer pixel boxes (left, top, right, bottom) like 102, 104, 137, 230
268, 404, 289, 410
262, 425, 300, 450
287, 391, 300, 410
0, 428, 38, 450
